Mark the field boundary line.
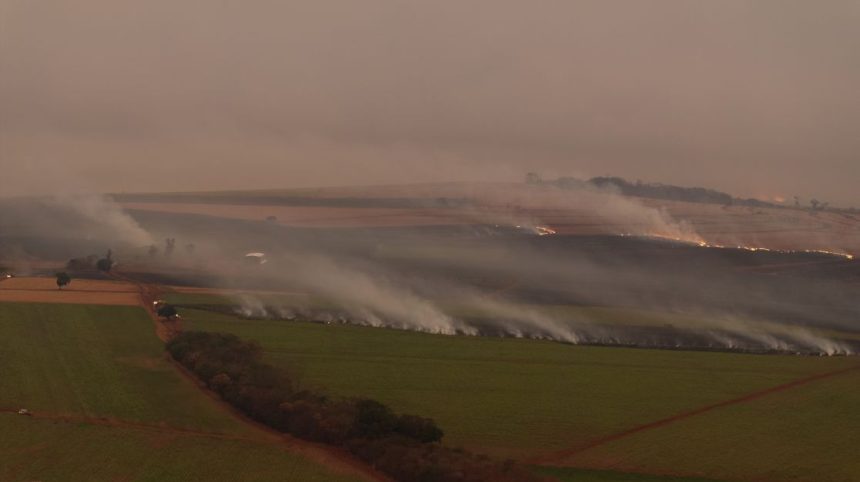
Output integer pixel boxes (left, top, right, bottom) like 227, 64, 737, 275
534, 362, 860, 464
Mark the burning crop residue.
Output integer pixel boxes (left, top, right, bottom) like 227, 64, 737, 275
621, 233, 855, 260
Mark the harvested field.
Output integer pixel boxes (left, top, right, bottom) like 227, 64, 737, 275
0, 277, 140, 306
168, 285, 309, 298
0, 276, 137, 292
122, 202, 464, 227
120, 183, 860, 254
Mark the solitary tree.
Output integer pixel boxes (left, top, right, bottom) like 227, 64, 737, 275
55, 272, 71, 289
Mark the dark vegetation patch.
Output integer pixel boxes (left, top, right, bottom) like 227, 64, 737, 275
166, 331, 543, 482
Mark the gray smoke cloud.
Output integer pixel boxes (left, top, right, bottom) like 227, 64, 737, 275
194, 188, 856, 355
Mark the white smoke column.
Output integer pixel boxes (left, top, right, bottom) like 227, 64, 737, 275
688, 313, 853, 355
267, 252, 471, 335
448, 287, 585, 342
469, 183, 704, 243
234, 293, 269, 317
48, 194, 154, 246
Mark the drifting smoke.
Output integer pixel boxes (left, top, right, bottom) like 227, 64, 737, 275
48, 194, 154, 247
4, 182, 846, 356
223, 233, 857, 356
466, 183, 703, 242
154, 195, 856, 356
229, 252, 472, 335
0, 194, 154, 262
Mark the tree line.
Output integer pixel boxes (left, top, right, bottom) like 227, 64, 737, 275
526, 173, 854, 212
166, 331, 543, 482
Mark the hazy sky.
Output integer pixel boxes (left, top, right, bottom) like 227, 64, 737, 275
2, 1, 858, 204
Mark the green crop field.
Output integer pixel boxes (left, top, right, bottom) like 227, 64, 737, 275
0, 302, 245, 431
536, 467, 721, 482
563, 368, 860, 482
0, 302, 364, 482
179, 307, 855, 466
0, 414, 359, 482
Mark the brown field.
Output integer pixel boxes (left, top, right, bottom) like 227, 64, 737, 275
0, 277, 140, 306
121, 202, 463, 227
168, 285, 309, 297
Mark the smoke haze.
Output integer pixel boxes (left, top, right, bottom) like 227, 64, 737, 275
2, 1, 859, 204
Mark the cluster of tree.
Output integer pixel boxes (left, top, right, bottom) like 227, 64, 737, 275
66, 254, 98, 270
166, 332, 541, 482
148, 238, 195, 258
66, 249, 114, 272
96, 249, 114, 271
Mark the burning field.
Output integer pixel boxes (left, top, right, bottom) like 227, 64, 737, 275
2, 183, 859, 356
2, 183, 859, 482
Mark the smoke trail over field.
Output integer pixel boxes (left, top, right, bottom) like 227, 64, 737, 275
218, 233, 857, 355
49, 194, 154, 246
468, 183, 704, 243
110, 184, 856, 356
3, 181, 853, 356
0, 194, 153, 261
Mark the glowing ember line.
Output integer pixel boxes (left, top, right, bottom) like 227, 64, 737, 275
621, 233, 854, 260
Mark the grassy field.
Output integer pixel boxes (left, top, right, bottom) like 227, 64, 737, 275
0, 302, 364, 482
179, 307, 855, 464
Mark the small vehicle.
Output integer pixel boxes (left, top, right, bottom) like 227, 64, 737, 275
18, 408, 32, 416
